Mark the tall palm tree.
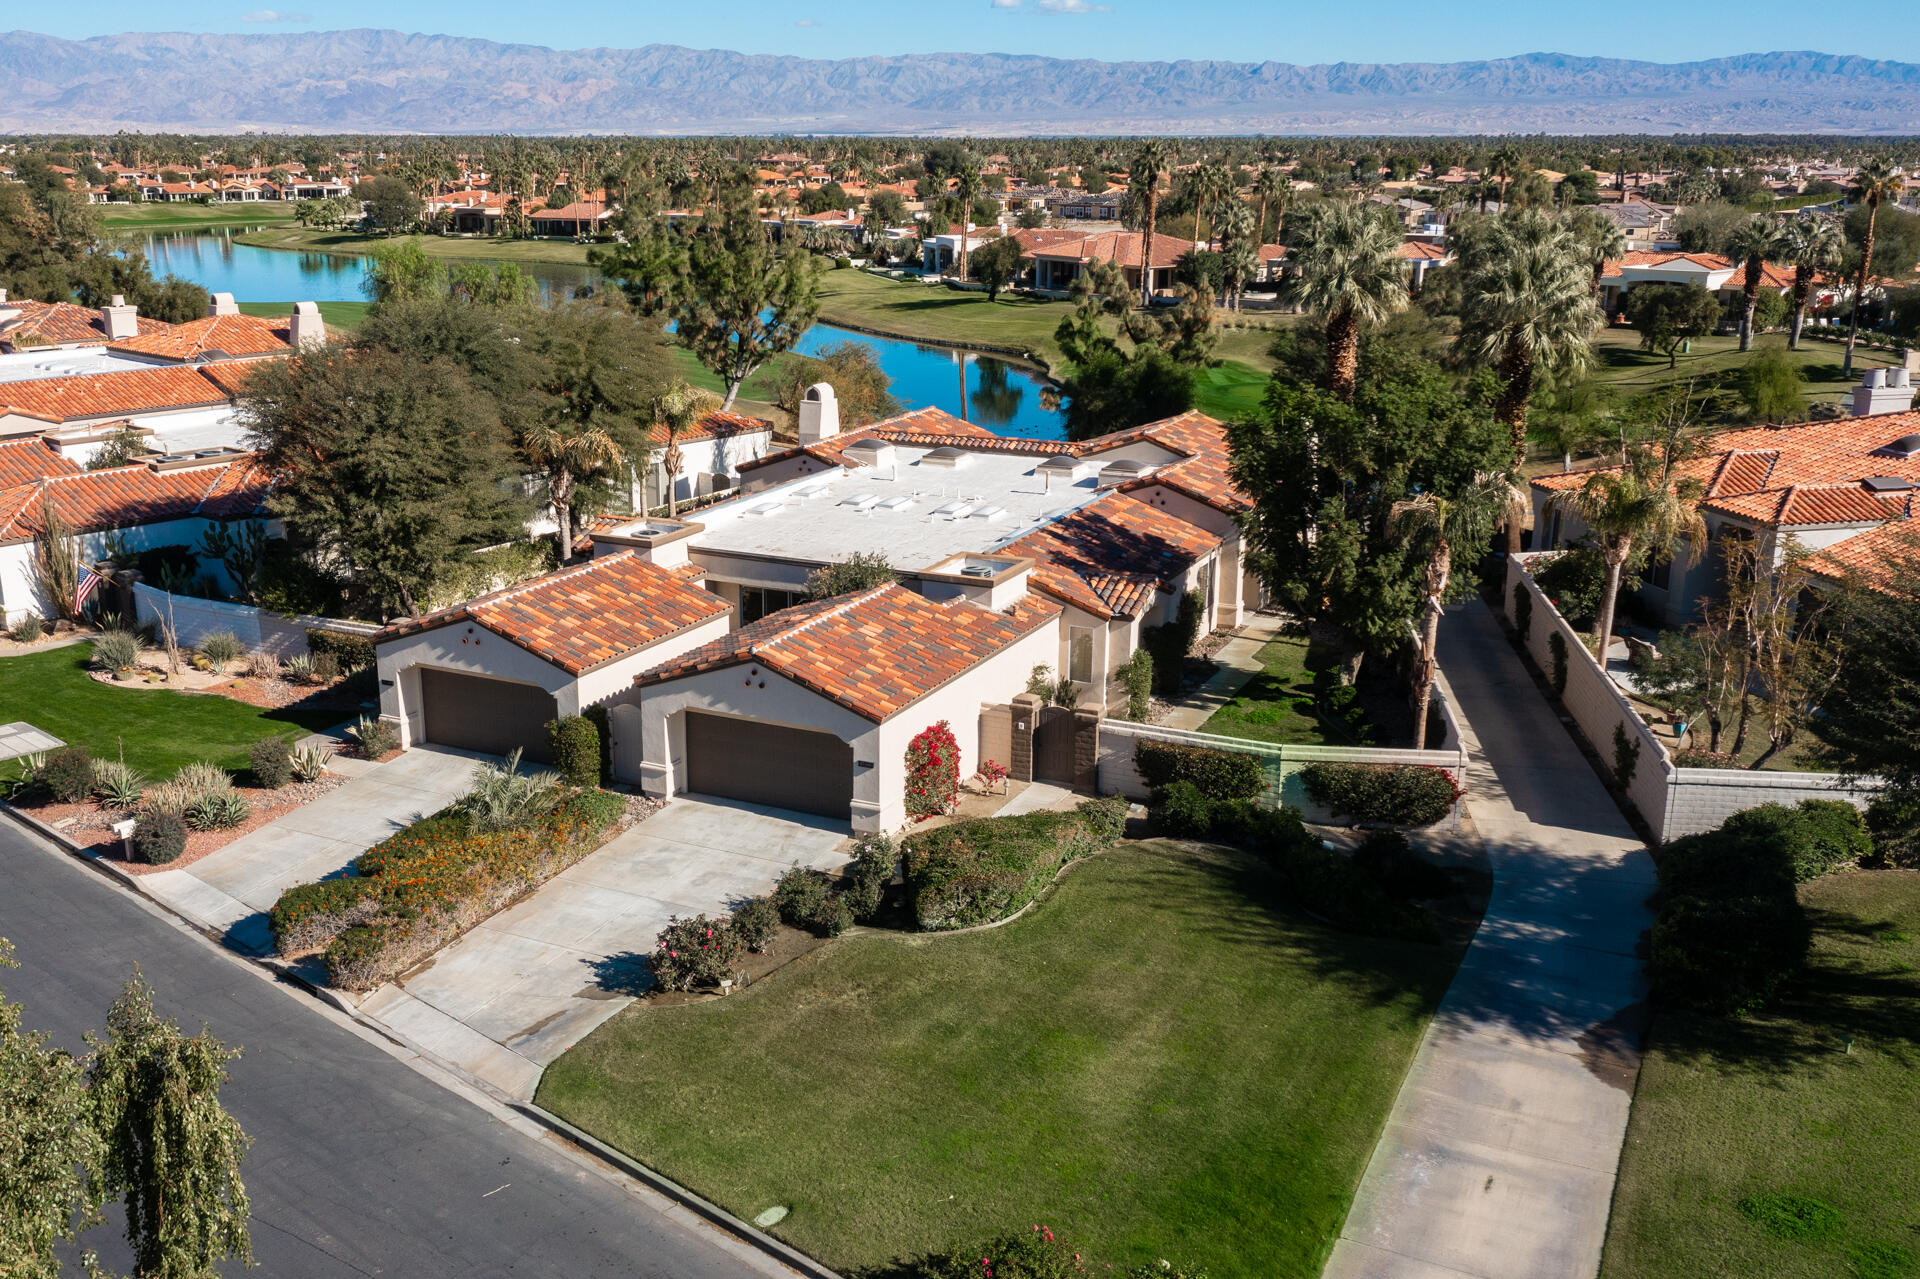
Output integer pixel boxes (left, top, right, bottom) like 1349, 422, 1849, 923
1282, 199, 1407, 401
1489, 145, 1523, 208
1844, 158, 1906, 375
1393, 473, 1515, 747
1128, 139, 1174, 306
1780, 217, 1844, 349
952, 158, 983, 281
1459, 211, 1601, 547
651, 379, 717, 516
1567, 206, 1627, 301
1254, 166, 1290, 243
1724, 216, 1783, 352
1552, 450, 1706, 660
1191, 162, 1235, 248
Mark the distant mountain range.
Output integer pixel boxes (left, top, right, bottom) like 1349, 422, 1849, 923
2, 32, 1918, 135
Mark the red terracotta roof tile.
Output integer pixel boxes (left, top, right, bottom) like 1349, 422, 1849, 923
377, 551, 729, 675
1703, 483, 1910, 526
108, 313, 293, 362
0, 455, 270, 543
0, 438, 80, 489
0, 301, 177, 350
646, 410, 772, 447
1805, 516, 1920, 586
0, 365, 233, 424
1002, 492, 1220, 619
634, 583, 1059, 721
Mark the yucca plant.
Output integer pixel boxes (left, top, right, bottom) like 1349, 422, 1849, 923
185, 790, 251, 831
456, 749, 561, 832
245, 649, 282, 680
92, 757, 146, 809
281, 653, 317, 683
290, 741, 335, 783
198, 630, 243, 671
92, 630, 141, 675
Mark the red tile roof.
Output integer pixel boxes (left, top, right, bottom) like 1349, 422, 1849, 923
1002, 491, 1220, 619
0, 455, 271, 543
0, 437, 80, 489
1599, 250, 1802, 289
376, 550, 729, 675
736, 407, 997, 473
1025, 229, 1192, 271
108, 313, 293, 362
0, 365, 233, 424
1703, 483, 1910, 526
634, 583, 1060, 721
647, 410, 773, 447
0, 301, 177, 350
1805, 517, 1920, 587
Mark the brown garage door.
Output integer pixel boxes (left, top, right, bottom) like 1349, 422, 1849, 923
684, 712, 853, 820
419, 667, 558, 762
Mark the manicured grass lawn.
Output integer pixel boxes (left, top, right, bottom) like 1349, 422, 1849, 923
539, 840, 1459, 1276
1585, 329, 1900, 413
98, 200, 298, 229
1191, 359, 1269, 421
1198, 633, 1343, 746
0, 645, 341, 777
232, 225, 594, 266
237, 300, 371, 332
1600, 869, 1920, 1279
816, 270, 1078, 366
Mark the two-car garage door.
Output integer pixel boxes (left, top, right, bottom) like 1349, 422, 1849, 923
419, 668, 558, 762
684, 711, 852, 820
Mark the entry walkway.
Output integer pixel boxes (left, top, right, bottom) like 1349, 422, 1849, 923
1156, 611, 1291, 731
1323, 600, 1656, 1279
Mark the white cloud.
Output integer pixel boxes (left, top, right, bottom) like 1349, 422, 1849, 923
991, 0, 1024, 8
241, 9, 312, 21
794, 17, 819, 25
1036, 0, 1111, 10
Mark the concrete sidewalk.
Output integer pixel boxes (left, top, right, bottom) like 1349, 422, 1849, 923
1323, 600, 1656, 1279
1156, 611, 1292, 731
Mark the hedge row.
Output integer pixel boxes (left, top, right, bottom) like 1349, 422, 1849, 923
1146, 782, 1437, 942
1300, 762, 1461, 827
902, 797, 1127, 931
304, 627, 376, 671
1648, 799, 1867, 1014
270, 789, 625, 989
1133, 738, 1266, 800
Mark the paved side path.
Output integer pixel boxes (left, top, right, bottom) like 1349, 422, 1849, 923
1323, 600, 1657, 1279
1157, 611, 1292, 731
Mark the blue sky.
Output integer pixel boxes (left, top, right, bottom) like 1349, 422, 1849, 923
28, 1, 1917, 64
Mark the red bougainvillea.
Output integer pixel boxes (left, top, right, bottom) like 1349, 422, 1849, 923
904, 720, 961, 821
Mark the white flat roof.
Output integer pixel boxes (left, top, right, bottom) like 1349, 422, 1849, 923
143, 408, 248, 454
0, 348, 161, 385
670, 444, 1119, 571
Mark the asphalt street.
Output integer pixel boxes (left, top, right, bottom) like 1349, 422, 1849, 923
0, 819, 791, 1278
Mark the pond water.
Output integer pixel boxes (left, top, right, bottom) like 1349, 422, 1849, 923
128, 228, 1068, 439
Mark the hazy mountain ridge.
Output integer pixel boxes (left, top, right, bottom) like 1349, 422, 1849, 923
2, 31, 1917, 134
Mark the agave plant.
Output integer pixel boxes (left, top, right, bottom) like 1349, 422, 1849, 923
290, 741, 335, 783
91, 757, 146, 809
456, 748, 561, 832
281, 653, 317, 683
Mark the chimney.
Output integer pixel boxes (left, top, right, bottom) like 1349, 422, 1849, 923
100, 294, 140, 340
1855, 366, 1918, 417
207, 292, 240, 317
288, 301, 326, 350
797, 382, 840, 444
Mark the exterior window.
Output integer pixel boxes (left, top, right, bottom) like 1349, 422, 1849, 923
1068, 627, 1095, 684
1646, 554, 1673, 591
740, 587, 802, 626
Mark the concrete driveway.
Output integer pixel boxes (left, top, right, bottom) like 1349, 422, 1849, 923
364, 794, 850, 1099
140, 746, 484, 956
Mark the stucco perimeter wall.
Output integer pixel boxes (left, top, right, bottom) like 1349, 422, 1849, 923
1504, 552, 1675, 835
133, 581, 378, 659
1662, 768, 1878, 841
1096, 718, 1469, 830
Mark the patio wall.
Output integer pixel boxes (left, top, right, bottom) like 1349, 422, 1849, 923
1502, 553, 1875, 842
132, 582, 377, 659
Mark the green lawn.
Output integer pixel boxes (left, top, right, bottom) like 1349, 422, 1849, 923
98, 200, 299, 230
236, 300, 371, 332
232, 225, 594, 266
1198, 633, 1344, 746
538, 841, 1458, 1276
1586, 329, 1901, 413
0, 645, 341, 777
1601, 869, 1920, 1279
816, 270, 1078, 367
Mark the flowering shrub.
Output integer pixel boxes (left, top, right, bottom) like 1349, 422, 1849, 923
905, 720, 961, 821
731, 895, 780, 953
648, 914, 744, 992
975, 758, 1011, 795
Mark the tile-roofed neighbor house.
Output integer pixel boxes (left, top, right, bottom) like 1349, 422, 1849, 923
634, 583, 1061, 722
0, 365, 233, 434
1002, 491, 1222, 620
0, 437, 80, 489
378, 550, 730, 675
0, 300, 178, 353
108, 313, 294, 363
0, 453, 270, 544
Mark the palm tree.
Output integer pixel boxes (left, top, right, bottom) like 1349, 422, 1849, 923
1281, 199, 1407, 401
1724, 216, 1783, 352
1552, 450, 1706, 661
1780, 217, 1844, 349
1459, 211, 1601, 547
1128, 139, 1174, 306
1393, 473, 1515, 748
1254, 167, 1290, 243
1489, 145, 1523, 208
952, 158, 983, 281
1191, 162, 1235, 248
523, 415, 627, 564
651, 379, 717, 516
1843, 158, 1906, 375
1567, 206, 1627, 301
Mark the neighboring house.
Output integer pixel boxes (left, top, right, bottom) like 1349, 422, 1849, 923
528, 201, 614, 238
1024, 230, 1190, 298
644, 411, 774, 509
1395, 239, 1454, 291
1596, 250, 1801, 318
1592, 197, 1678, 250
1532, 374, 1920, 626
0, 448, 271, 625
1048, 191, 1127, 221
373, 550, 733, 763
0, 365, 238, 441
0, 295, 177, 353
105, 296, 321, 363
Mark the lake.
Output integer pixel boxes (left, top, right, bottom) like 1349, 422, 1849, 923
129, 228, 1068, 439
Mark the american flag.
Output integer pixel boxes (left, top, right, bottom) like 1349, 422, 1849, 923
74, 565, 103, 613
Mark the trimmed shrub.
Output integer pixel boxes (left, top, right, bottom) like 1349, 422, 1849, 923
1075, 795, 1128, 843
1656, 828, 1796, 900
1512, 583, 1532, 642
1120, 648, 1154, 721
772, 865, 831, 928
39, 747, 94, 803
648, 913, 744, 992
1352, 831, 1453, 901
11, 613, 43, 642
1146, 781, 1215, 839
198, 630, 243, 670
731, 895, 779, 953
815, 894, 855, 937
1865, 796, 1920, 868
1547, 631, 1569, 696
269, 876, 382, 955
903, 806, 1112, 930
1534, 545, 1608, 627
1612, 724, 1641, 788
1792, 798, 1871, 879
132, 812, 188, 865
843, 834, 896, 922
249, 737, 294, 789
351, 715, 399, 759
580, 704, 614, 785
1300, 762, 1461, 827
92, 630, 141, 673
545, 715, 600, 788
1650, 892, 1812, 1014
305, 627, 375, 671
310, 651, 340, 683
1134, 738, 1265, 800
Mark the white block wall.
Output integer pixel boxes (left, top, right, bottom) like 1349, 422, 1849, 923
133, 581, 378, 657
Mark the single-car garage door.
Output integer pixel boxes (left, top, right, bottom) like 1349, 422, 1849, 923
419, 667, 558, 762
684, 712, 853, 820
